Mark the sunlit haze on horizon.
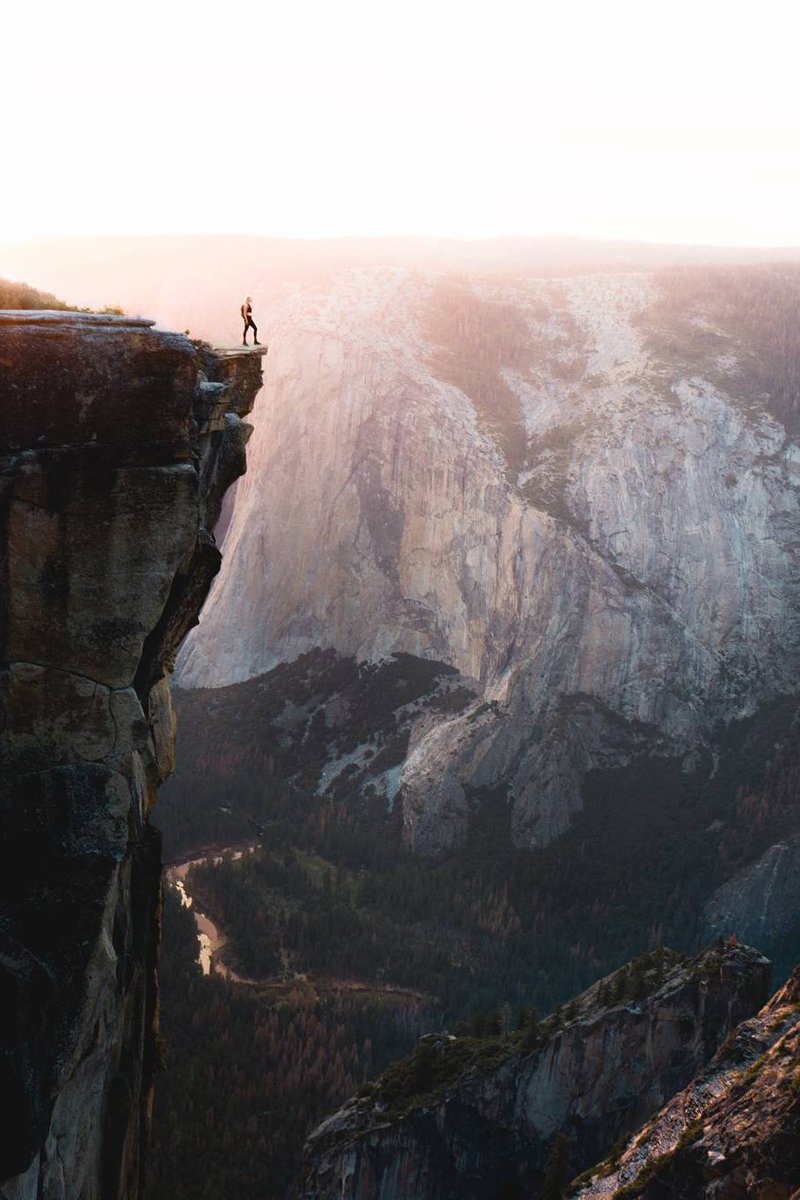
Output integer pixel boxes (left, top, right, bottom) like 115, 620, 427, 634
5, 0, 800, 248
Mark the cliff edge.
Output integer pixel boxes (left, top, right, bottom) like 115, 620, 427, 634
0, 312, 264, 1200
572, 966, 800, 1198
301, 943, 771, 1200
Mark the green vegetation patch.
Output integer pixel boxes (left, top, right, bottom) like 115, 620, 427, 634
372, 1032, 515, 1115
0, 276, 125, 314
595, 947, 687, 1007
639, 263, 800, 435
0, 278, 70, 309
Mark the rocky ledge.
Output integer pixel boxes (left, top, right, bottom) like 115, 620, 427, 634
301, 942, 771, 1200
572, 966, 800, 1199
0, 313, 265, 1200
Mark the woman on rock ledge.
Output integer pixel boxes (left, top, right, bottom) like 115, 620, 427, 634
241, 296, 260, 346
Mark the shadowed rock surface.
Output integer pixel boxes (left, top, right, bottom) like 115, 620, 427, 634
572, 965, 800, 1199
705, 835, 800, 964
0, 311, 264, 1200
300, 943, 771, 1200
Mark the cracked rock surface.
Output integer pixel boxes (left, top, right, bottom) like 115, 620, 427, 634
0, 313, 264, 1200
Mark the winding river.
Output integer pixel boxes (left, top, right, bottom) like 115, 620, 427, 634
165, 847, 255, 978
165, 846, 435, 1005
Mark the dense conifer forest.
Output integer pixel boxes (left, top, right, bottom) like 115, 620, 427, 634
149, 892, 434, 1200
149, 650, 800, 1199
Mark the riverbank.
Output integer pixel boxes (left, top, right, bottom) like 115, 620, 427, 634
165, 846, 257, 980
164, 844, 437, 1006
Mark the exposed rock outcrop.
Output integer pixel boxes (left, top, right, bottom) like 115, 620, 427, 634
176, 267, 800, 855
705, 836, 800, 960
300, 943, 771, 1200
572, 965, 800, 1199
0, 312, 264, 1200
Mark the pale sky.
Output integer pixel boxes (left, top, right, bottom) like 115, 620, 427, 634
5, 0, 800, 246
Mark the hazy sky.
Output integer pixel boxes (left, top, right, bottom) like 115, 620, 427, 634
6, 0, 799, 246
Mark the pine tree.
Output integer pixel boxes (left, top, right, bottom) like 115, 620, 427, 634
520, 1009, 542, 1052
540, 1132, 569, 1200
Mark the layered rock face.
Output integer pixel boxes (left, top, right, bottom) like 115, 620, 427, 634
705, 836, 800, 960
301, 943, 771, 1200
177, 267, 800, 854
573, 966, 800, 1199
0, 312, 263, 1200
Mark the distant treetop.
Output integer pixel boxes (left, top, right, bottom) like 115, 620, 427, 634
0, 278, 69, 310
0, 278, 125, 315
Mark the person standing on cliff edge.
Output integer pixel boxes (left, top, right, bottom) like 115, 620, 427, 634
241, 296, 260, 346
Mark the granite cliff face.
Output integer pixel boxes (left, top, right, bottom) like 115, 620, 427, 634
705, 834, 800, 963
301, 943, 771, 1200
177, 266, 800, 854
573, 966, 800, 1199
0, 311, 263, 1200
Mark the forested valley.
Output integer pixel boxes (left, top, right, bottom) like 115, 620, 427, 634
149, 264, 800, 1199
148, 651, 800, 1200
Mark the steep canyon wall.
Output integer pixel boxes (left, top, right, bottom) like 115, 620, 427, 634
301, 944, 772, 1200
177, 267, 800, 855
0, 312, 263, 1200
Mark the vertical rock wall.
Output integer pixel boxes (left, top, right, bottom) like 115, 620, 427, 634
175, 270, 800, 855
0, 313, 264, 1200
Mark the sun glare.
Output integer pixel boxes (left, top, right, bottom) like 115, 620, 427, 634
4, 0, 800, 246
